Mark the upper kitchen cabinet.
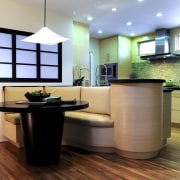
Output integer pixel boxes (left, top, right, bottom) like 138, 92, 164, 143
100, 36, 118, 64
99, 35, 132, 78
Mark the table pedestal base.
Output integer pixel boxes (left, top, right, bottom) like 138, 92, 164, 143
20, 111, 64, 166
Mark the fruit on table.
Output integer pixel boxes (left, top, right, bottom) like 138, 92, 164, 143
29, 90, 50, 97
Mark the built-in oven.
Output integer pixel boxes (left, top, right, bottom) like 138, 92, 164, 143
99, 63, 118, 85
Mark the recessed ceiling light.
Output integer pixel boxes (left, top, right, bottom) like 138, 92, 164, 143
87, 16, 93, 21
138, 0, 144, 2
157, 12, 163, 17
130, 33, 135, 36
98, 30, 103, 34
126, 21, 132, 26
112, 8, 117, 12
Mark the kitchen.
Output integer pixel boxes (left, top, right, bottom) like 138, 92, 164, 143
0, 0, 179, 178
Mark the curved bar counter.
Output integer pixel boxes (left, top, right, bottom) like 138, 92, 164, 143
109, 79, 165, 159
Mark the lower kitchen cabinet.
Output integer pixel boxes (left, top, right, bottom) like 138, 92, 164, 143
171, 90, 180, 124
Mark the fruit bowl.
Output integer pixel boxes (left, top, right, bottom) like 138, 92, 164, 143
24, 90, 50, 102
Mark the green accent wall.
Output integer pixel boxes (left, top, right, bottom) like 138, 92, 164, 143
131, 28, 180, 85
73, 22, 90, 84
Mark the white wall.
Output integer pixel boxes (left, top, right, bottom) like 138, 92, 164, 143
90, 38, 100, 86
0, 0, 74, 141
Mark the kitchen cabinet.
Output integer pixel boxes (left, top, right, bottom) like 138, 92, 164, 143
99, 35, 132, 78
100, 36, 118, 64
163, 90, 172, 145
171, 90, 180, 124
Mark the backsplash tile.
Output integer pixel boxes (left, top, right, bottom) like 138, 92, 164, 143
132, 60, 180, 86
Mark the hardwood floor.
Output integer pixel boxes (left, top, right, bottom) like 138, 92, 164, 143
0, 128, 179, 180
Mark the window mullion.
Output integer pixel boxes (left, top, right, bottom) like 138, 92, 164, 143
58, 43, 62, 81
12, 33, 16, 79
37, 44, 40, 79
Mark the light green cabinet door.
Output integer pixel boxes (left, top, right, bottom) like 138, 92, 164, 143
100, 36, 118, 64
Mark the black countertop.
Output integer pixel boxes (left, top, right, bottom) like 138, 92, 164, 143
164, 87, 180, 90
109, 79, 165, 83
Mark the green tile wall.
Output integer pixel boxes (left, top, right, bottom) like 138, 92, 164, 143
131, 60, 180, 86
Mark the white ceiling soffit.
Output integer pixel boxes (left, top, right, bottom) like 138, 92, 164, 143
12, 0, 180, 39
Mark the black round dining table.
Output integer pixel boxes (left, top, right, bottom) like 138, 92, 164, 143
0, 101, 88, 166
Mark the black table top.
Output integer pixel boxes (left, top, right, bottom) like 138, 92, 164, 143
0, 101, 89, 113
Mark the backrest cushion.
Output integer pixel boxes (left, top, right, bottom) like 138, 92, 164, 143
4, 86, 44, 102
80, 86, 110, 115
45, 86, 81, 101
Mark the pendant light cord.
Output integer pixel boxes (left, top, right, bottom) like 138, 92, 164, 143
44, 0, 46, 27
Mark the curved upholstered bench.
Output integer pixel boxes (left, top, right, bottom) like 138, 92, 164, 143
63, 111, 114, 153
2, 86, 114, 152
2, 86, 44, 147
62, 86, 114, 153
3, 113, 23, 147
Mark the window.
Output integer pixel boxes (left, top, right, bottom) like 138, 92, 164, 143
175, 34, 180, 51
0, 28, 62, 82
138, 40, 155, 55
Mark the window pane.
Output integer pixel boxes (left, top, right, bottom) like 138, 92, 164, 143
40, 52, 58, 65
16, 65, 37, 78
40, 66, 58, 78
16, 35, 36, 50
139, 41, 155, 55
40, 44, 58, 52
16, 50, 36, 64
0, 33, 12, 47
0, 64, 12, 77
0, 49, 12, 62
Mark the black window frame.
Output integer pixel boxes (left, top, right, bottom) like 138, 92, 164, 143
0, 27, 62, 82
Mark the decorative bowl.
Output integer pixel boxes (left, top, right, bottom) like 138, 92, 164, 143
24, 90, 50, 102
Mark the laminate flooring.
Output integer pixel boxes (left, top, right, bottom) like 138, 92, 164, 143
0, 128, 179, 180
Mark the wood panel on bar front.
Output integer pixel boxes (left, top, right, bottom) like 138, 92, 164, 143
110, 79, 165, 159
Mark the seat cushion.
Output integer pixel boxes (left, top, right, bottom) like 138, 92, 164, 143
65, 111, 113, 127
5, 113, 21, 125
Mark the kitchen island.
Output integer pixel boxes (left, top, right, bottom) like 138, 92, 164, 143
109, 79, 165, 159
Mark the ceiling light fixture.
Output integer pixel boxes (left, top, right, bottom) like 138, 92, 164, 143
22, 0, 68, 45
87, 16, 93, 21
126, 21, 132, 26
112, 8, 117, 12
98, 30, 103, 34
157, 12, 163, 17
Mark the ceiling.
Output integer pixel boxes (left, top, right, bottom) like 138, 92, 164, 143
13, 0, 180, 39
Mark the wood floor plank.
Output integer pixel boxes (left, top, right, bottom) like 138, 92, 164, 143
0, 127, 179, 180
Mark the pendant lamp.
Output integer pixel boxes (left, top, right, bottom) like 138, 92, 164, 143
22, 0, 68, 45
